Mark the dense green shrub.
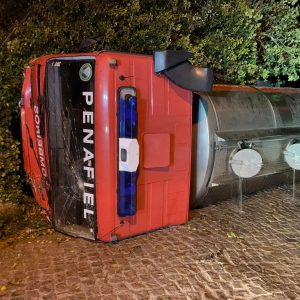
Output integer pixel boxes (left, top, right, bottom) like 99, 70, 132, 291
0, 128, 22, 203
255, 0, 300, 83
0, 0, 299, 203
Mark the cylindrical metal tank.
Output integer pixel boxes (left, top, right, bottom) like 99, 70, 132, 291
190, 85, 300, 208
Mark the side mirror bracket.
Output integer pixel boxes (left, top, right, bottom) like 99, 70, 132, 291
154, 50, 213, 92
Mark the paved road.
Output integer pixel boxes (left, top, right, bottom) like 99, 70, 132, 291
1, 187, 300, 299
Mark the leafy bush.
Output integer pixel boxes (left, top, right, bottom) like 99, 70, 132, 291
256, 0, 300, 83
0, 128, 22, 203
0, 0, 299, 203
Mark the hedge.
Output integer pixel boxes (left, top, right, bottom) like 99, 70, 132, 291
0, 0, 299, 203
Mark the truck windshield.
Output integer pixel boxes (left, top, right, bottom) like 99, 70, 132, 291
45, 58, 96, 240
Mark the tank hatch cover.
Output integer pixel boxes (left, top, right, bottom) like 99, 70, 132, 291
284, 143, 300, 170
230, 149, 263, 178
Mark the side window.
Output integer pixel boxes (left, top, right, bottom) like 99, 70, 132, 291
117, 87, 139, 217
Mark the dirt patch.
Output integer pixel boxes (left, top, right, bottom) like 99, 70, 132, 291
0, 196, 50, 241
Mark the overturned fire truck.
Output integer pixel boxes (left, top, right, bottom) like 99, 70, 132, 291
20, 51, 300, 241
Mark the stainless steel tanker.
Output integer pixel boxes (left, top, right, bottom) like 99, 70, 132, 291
190, 85, 300, 208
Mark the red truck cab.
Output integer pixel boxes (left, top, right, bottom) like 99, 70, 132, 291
20, 51, 212, 241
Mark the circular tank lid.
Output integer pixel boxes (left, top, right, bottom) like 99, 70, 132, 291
284, 143, 300, 170
230, 149, 263, 178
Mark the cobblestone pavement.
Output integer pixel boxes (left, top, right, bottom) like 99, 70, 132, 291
0, 187, 300, 299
